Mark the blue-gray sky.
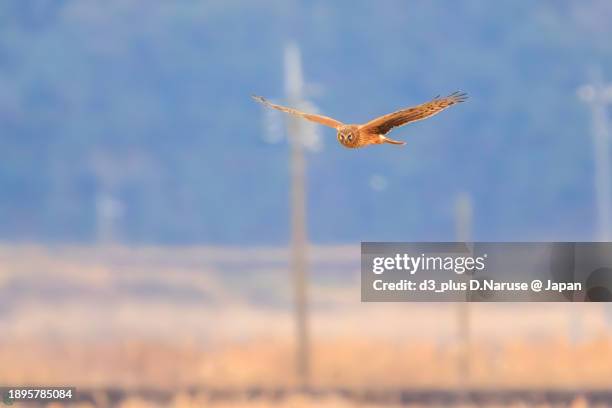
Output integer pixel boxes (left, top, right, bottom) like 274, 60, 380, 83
0, 0, 611, 244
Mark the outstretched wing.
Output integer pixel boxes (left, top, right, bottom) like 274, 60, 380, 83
359, 92, 468, 136
252, 95, 343, 129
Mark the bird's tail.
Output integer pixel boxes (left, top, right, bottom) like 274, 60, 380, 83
382, 136, 406, 146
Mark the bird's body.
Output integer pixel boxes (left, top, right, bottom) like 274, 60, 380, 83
336, 124, 405, 148
253, 92, 467, 149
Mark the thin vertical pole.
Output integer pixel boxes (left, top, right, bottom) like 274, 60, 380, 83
285, 42, 310, 388
577, 69, 612, 336
589, 74, 611, 241
455, 193, 472, 390
578, 69, 612, 241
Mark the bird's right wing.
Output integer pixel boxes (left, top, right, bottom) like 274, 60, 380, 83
252, 95, 343, 129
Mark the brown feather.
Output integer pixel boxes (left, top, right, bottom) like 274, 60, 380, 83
359, 92, 467, 136
252, 95, 344, 129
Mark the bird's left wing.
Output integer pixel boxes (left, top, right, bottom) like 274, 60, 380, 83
252, 95, 343, 129
359, 92, 467, 136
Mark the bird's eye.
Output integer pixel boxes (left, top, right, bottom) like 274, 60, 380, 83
347, 135, 353, 141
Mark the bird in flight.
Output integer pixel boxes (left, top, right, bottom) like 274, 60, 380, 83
252, 92, 467, 148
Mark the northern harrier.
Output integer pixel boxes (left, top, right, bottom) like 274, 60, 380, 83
252, 92, 467, 148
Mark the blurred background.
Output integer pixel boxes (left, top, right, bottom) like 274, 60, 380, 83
1, 0, 612, 406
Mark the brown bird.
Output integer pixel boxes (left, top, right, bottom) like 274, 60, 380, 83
252, 92, 467, 148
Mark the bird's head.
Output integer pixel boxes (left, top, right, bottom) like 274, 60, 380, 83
337, 126, 357, 147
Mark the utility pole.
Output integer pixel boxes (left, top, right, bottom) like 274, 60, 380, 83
285, 42, 310, 389
578, 69, 612, 241
91, 151, 124, 245
455, 192, 472, 390
577, 69, 612, 333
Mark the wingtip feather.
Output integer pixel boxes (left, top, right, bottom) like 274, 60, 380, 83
448, 91, 468, 103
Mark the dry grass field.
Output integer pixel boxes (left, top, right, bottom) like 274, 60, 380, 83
1, 245, 611, 406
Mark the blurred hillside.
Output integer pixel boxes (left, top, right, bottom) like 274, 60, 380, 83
1, 0, 612, 244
